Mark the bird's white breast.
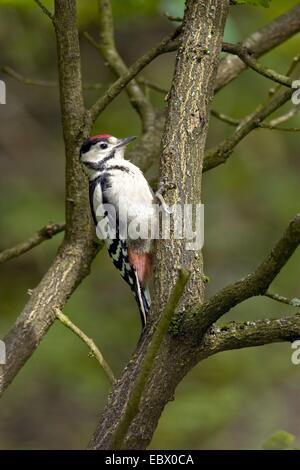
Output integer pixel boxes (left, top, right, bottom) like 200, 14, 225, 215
92, 159, 157, 244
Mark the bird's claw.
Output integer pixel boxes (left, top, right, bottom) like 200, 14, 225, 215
155, 178, 176, 214
155, 192, 173, 214
157, 177, 176, 196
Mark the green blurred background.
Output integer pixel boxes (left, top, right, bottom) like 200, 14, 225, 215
0, 0, 300, 450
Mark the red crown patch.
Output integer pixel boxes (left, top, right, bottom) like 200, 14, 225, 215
90, 133, 112, 140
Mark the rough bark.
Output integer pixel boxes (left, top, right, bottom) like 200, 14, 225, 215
89, 0, 230, 450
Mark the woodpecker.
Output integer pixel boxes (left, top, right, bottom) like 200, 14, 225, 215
80, 134, 156, 328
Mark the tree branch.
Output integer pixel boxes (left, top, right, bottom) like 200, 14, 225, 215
138, 78, 168, 95
93, 0, 154, 130
222, 42, 292, 88
193, 214, 300, 334
163, 13, 183, 22
127, 109, 165, 178
0, 223, 65, 265
211, 107, 300, 132
55, 308, 115, 385
264, 292, 300, 307
212, 53, 300, 130
88, 27, 181, 125
269, 54, 300, 98
2, 65, 57, 87
203, 88, 293, 172
211, 108, 239, 125
0, 0, 100, 398
0, 238, 100, 397
215, 4, 300, 92
257, 123, 300, 132
2, 65, 103, 90
33, 0, 55, 23
269, 105, 300, 126
200, 314, 300, 357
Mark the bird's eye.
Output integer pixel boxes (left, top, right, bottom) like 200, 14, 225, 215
100, 143, 108, 150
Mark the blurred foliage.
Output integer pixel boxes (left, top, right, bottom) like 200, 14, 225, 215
236, 0, 272, 7
262, 431, 298, 450
0, 0, 185, 26
1, 0, 300, 450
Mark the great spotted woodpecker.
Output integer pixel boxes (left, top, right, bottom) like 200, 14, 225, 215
80, 134, 155, 327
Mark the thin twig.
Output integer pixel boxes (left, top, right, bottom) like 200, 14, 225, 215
211, 109, 239, 126
2, 66, 57, 87
55, 308, 116, 385
211, 107, 300, 132
33, 0, 55, 23
222, 42, 293, 88
138, 78, 169, 94
258, 123, 300, 132
2, 65, 103, 90
163, 13, 183, 22
264, 292, 300, 307
0, 223, 65, 265
84, 83, 103, 91
286, 54, 300, 77
204, 88, 293, 172
111, 269, 190, 449
269, 54, 300, 98
84, 31, 101, 50
269, 106, 300, 126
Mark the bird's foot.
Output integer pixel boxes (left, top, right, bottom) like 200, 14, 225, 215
155, 178, 176, 214
157, 177, 177, 195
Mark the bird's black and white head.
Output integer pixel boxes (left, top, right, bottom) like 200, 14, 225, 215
80, 134, 136, 178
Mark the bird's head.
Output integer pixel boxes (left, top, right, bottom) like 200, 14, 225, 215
80, 134, 136, 175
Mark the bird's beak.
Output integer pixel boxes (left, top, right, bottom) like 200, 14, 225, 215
116, 136, 136, 148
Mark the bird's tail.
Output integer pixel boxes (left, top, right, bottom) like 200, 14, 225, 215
134, 276, 151, 328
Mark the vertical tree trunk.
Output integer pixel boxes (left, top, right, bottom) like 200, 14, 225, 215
89, 0, 230, 450
153, 0, 229, 318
